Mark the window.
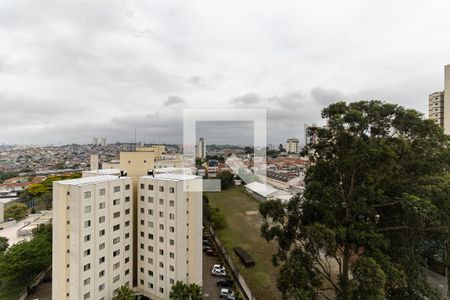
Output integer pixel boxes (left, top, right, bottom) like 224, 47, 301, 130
99, 216, 105, 223
159, 274, 164, 280
99, 229, 105, 236
140, 243, 144, 249
113, 275, 120, 283
159, 224, 164, 230
149, 246, 154, 252
113, 212, 120, 218
84, 235, 91, 242
169, 213, 175, 220
149, 270, 153, 276
125, 269, 130, 275
113, 249, 120, 257
113, 262, 120, 270
159, 236, 164, 243
125, 245, 130, 251
140, 196, 144, 201
170, 226, 175, 233
159, 211, 164, 218
148, 209, 153, 215
148, 258, 153, 264
159, 186, 164, 192
169, 239, 174, 246
84, 206, 91, 213
99, 202, 105, 209
125, 257, 130, 263
140, 208, 144, 213
159, 199, 164, 205
113, 237, 120, 244
99, 257, 105, 264
140, 231, 144, 237
113, 199, 120, 205
140, 184, 144, 189
170, 278, 175, 284
148, 221, 154, 228
124, 208, 129, 215
148, 197, 153, 203
140, 219, 144, 225
159, 249, 164, 255
125, 233, 130, 239
140, 255, 144, 261
99, 270, 105, 277
169, 187, 175, 193
84, 191, 91, 199
113, 224, 120, 231
125, 184, 130, 190
84, 220, 91, 228
99, 283, 105, 291
159, 287, 164, 294
148, 184, 154, 190
140, 267, 144, 273
170, 265, 174, 271
125, 221, 130, 227
83, 263, 90, 271
125, 196, 130, 202
99, 189, 106, 196
148, 234, 154, 240
169, 200, 174, 207
84, 278, 90, 286
148, 283, 154, 289
113, 186, 120, 193
99, 243, 105, 250
170, 252, 174, 258
159, 262, 164, 268
84, 292, 90, 299
84, 249, 91, 256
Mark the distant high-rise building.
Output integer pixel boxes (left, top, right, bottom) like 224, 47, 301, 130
92, 137, 98, 145
196, 138, 206, 159
90, 154, 99, 171
52, 175, 134, 300
100, 138, 107, 147
429, 64, 450, 135
286, 138, 300, 153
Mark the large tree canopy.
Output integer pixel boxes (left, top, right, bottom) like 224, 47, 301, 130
260, 101, 450, 300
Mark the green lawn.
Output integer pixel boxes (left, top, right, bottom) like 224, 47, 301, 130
206, 186, 281, 300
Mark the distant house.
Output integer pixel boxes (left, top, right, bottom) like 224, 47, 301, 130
197, 166, 206, 177
245, 182, 291, 202
264, 171, 303, 191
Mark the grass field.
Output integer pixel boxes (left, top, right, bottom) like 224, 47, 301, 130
205, 186, 281, 300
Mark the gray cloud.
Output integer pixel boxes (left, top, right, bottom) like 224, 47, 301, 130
311, 87, 345, 105
164, 96, 186, 107
269, 92, 306, 109
230, 93, 261, 105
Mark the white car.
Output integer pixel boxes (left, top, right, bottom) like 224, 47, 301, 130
213, 264, 225, 271
220, 288, 235, 299
212, 267, 227, 277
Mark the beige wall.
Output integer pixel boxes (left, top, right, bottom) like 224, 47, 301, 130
444, 65, 450, 134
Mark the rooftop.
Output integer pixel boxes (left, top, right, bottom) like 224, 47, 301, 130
142, 173, 200, 181
55, 175, 128, 186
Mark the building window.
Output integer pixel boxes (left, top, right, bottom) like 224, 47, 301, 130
84, 292, 90, 299
99, 283, 105, 291
169, 187, 175, 193
113, 212, 120, 218
125, 269, 130, 275
170, 252, 174, 258
159, 224, 164, 230
125, 184, 130, 190
125, 233, 130, 239
113, 249, 120, 257
149, 234, 154, 240
170, 226, 175, 233
84, 249, 91, 257
84, 220, 91, 228
140, 196, 144, 201
113, 262, 120, 270
125, 221, 130, 226
170, 265, 174, 271
125, 257, 130, 263
169, 200, 174, 207
148, 221, 154, 228
140, 219, 144, 225
148, 258, 153, 264
148, 184, 154, 190
149, 283, 153, 289
99, 270, 105, 277
113, 237, 120, 244
99, 243, 105, 250
84, 277, 90, 286
159, 287, 164, 294
113, 224, 120, 231
84, 235, 91, 242
159, 211, 164, 218
159, 249, 164, 255
170, 278, 175, 284
113, 186, 120, 193
84, 206, 91, 213
140, 208, 145, 213
99, 229, 105, 236
169, 213, 175, 220
125, 245, 130, 251
83, 263, 90, 271
159, 199, 164, 205
149, 246, 154, 252
159, 236, 164, 243
84, 191, 91, 199
99, 202, 105, 209
99, 257, 105, 264
159, 186, 164, 192
140, 267, 144, 273
99, 189, 106, 196
159, 262, 164, 268
169, 239, 174, 246
148, 197, 153, 203
140, 184, 144, 189
159, 274, 164, 280
148, 209, 153, 215
113, 199, 120, 205
99, 216, 105, 223
125, 196, 130, 202
113, 275, 120, 283
140, 243, 144, 249
140, 231, 144, 237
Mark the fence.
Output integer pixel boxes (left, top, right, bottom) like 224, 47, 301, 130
208, 225, 256, 300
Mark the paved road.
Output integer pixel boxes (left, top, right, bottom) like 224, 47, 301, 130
25, 281, 51, 300
203, 250, 225, 299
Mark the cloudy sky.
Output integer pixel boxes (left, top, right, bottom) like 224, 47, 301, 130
1, 0, 449, 146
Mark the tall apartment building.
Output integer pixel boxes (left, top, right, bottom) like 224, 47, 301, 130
429, 64, 450, 135
52, 175, 134, 300
429, 91, 445, 127
286, 138, 300, 153
196, 138, 206, 159
137, 174, 202, 300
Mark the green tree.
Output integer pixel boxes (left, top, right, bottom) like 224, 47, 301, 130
0, 237, 9, 254
5, 203, 28, 221
112, 284, 135, 300
217, 170, 234, 189
260, 101, 449, 300
169, 281, 202, 300
210, 208, 226, 229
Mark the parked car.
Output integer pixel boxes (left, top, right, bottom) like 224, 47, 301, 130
220, 288, 235, 299
213, 264, 225, 271
203, 245, 212, 252
212, 267, 227, 277
206, 249, 219, 256
217, 279, 234, 288
203, 239, 212, 246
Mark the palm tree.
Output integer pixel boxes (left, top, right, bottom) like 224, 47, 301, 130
112, 285, 135, 300
188, 283, 202, 300
170, 281, 203, 299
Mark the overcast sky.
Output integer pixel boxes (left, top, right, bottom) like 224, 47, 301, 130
1, 0, 449, 146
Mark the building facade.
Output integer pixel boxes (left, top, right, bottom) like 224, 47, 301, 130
196, 138, 206, 159
286, 138, 299, 153
137, 174, 202, 300
429, 91, 445, 127
444, 64, 450, 134
52, 175, 134, 300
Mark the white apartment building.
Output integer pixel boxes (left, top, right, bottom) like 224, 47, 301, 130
429, 64, 450, 134
196, 138, 206, 159
137, 174, 202, 300
52, 175, 134, 300
286, 138, 300, 153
